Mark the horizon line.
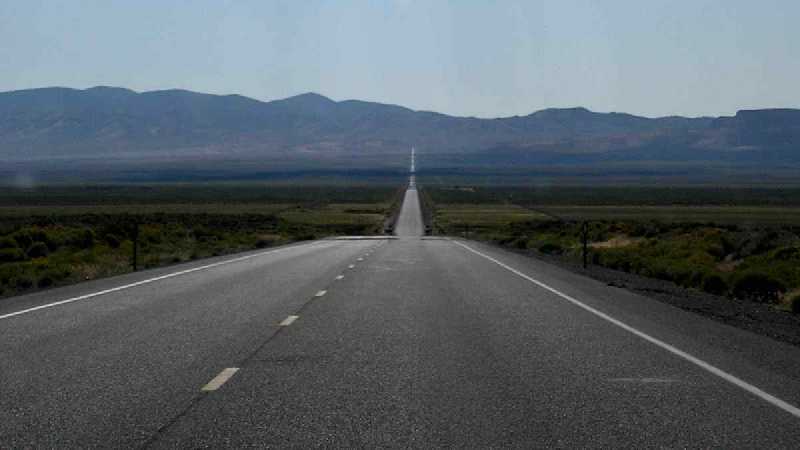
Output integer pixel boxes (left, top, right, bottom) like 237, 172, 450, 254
3, 84, 798, 121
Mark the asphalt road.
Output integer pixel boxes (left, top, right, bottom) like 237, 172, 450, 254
2, 183, 800, 448
394, 176, 423, 237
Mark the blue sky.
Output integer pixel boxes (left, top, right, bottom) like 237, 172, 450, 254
1, 0, 797, 117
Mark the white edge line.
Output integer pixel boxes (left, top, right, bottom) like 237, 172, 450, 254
0, 241, 327, 321
315, 290, 327, 297
451, 239, 800, 419
279, 315, 299, 326
201, 367, 239, 391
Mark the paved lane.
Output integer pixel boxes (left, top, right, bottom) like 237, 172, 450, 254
0, 239, 385, 448
150, 236, 800, 448
394, 177, 423, 237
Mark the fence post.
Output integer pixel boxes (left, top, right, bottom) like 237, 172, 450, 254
581, 221, 589, 269
132, 222, 139, 272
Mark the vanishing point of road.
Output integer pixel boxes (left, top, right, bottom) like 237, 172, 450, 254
2, 172, 800, 447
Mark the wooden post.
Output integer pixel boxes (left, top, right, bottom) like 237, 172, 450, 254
132, 222, 139, 272
581, 221, 589, 269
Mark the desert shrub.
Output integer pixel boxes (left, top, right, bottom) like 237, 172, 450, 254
701, 273, 728, 295
144, 255, 161, 268
105, 233, 122, 248
13, 274, 34, 290
142, 226, 163, 244
791, 293, 800, 314
41, 226, 71, 249
0, 265, 18, 284
689, 269, 707, 287
732, 271, 786, 303
773, 246, 800, 261
26, 242, 50, 258
40, 266, 71, 286
667, 266, 692, 286
494, 235, 515, 246
0, 237, 18, 249
37, 271, 57, 288
72, 228, 95, 248
598, 249, 628, 271
292, 232, 317, 241
48, 227, 96, 249
538, 242, 563, 255
720, 234, 739, 256
255, 238, 275, 249
510, 237, 528, 249
192, 226, 218, 242
0, 248, 26, 262
707, 243, 726, 259
642, 222, 663, 238
12, 230, 34, 249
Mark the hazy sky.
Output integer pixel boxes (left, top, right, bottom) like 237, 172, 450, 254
1, 0, 798, 118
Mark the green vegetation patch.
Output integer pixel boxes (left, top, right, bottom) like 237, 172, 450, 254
424, 186, 800, 207
433, 204, 550, 232
0, 185, 399, 299
426, 186, 800, 312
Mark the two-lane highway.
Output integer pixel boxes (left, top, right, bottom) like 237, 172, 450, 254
2, 178, 800, 447
394, 175, 423, 237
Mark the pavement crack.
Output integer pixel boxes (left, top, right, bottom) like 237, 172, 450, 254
138, 248, 372, 447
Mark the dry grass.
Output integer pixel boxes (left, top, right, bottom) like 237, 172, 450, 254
777, 289, 800, 313
589, 236, 644, 249
0, 203, 294, 217
534, 205, 800, 225
434, 204, 550, 228
716, 258, 744, 273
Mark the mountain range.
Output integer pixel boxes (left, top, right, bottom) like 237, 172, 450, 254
1, 86, 799, 183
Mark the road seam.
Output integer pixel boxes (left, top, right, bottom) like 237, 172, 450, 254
142, 265, 346, 447
452, 239, 800, 419
279, 315, 299, 326
201, 368, 240, 391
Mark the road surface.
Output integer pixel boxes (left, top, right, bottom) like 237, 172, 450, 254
2, 181, 800, 447
394, 175, 423, 237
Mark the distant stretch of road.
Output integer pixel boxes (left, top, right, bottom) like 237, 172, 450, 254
2, 174, 800, 446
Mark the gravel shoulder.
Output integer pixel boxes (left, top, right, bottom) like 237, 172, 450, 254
486, 241, 800, 348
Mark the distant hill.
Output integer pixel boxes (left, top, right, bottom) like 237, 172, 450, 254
1, 86, 798, 183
